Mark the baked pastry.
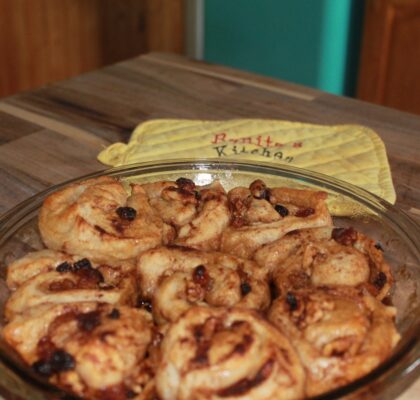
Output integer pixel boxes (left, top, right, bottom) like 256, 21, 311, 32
156, 306, 305, 400
6, 249, 78, 290
2, 176, 400, 400
143, 178, 230, 251
256, 227, 393, 300
254, 227, 332, 276
39, 176, 174, 263
3, 302, 154, 399
136, 246, 270, 324
221, 180, 332, 258
5, 256, 136, 320
268, 287, 400, 396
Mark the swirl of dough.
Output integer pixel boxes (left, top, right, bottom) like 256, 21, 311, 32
221, 181, 332, 259
6, 249, 76, 290
254, 227, 332, 276
268, 287, 400, 397
142, 179, 230, 251
156, 306, 305, 400
333, 227, 394, 300
141, 178, 199, 227
39, 176, 174, 263
6, 249, 134, 290
137, 246, 270, 324
153, 266, 269, 325
3, 302, 154, 399
5, 257, 137, 320
174, 181, 230, 251
261, 227, 393, 300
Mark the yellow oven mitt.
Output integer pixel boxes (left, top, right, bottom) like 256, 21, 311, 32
98, 119, 395, 206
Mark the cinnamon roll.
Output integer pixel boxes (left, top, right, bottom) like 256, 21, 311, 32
137, 246, 270, 324
221, 180, 332, 259
5, 257, 136, 320
265, 227, 393, 300
39, 176, 174, 263
6, 249, 77, 290
254, 227, 332, 275
3, 302, 154, 399
156, 306, 305, 400
268, 287, 400, 397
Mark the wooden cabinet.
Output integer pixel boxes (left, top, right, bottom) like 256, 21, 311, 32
0, 0, 184, 98
357, 0, 420, 115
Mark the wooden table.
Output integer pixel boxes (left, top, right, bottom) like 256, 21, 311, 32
0, 52, 419, 399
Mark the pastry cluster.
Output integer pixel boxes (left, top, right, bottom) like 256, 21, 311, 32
2, 176, 400, 399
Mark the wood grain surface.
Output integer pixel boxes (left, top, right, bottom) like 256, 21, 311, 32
0, 0, 184, 97
0, 52, 419, 399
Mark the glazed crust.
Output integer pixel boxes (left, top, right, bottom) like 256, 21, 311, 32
39, 176, 174, 263
156, 306, 305, 400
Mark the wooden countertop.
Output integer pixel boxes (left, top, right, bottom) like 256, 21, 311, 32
0, 52, 419, 399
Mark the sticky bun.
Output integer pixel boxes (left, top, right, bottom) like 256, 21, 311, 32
156, 306, 305, 400
2, 176, 400, 399
268, 287, 400, 396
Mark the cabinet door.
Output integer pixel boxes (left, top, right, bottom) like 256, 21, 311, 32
0, 0, 184, 98
357, 0, 420, 115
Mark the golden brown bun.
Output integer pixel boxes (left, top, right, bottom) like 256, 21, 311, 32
39, 176, 174, 263
221, 181, 332, 259
268, 287, 400, 397
156, 306, 305, 400
5, 257, 137, 320
256, 227, 393, 300
3, 302, 154, 399
143, 178, 230, 251
6, 249, 77, 290
136, 246, 270, 324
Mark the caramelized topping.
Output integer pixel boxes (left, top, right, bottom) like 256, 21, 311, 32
373, 271, 387, 289
332, 227, 358, 246
295, 207, 315, 218
176, 177, 196, 191
77, 310, 101, 332
217, 359, 274, 397
249, 180, 270, 200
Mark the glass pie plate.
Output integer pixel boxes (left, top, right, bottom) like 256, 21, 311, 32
0, 159, 418, 400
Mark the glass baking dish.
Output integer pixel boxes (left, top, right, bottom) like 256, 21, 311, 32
0, 159, 418, 400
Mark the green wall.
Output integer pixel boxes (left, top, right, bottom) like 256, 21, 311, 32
204, 0, 364, 96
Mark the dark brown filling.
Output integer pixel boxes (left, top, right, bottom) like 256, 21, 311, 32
332, 227, 358, 246
77, 310, 101, 332
217, 358, 274, 397
295, 207, 315, 218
